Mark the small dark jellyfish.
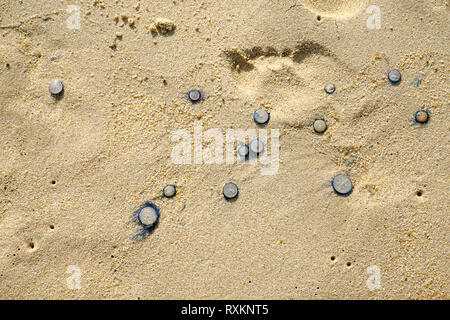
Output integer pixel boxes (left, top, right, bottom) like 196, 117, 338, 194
253, 109, 270, 125
387, 69, 402, 83
248, 138, 264, 156
332, 174, 353, 196
162, 184, 177, 198
131, 201, 160, 240
414, 109, 429, 124
313, 118, 328, 134
49, 79, 64, 96
324, 83, 336, 94
108, 42, 117, 50
223, 182, 239, 200
237, 144, 249, 160
187, 89, 202, 103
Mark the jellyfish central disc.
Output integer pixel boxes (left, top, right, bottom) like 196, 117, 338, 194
188, 90, 201, 101
139, 207, 158, 226
49, 80, 63, 95
254, 110, 269, 124
249, 139, 264, 154
332, 175, 352, 194
223, 183, 238, 198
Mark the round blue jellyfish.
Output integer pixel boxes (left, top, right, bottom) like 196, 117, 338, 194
331, 174, 353, 196
131, 201, 160, 240
187, 89, 202, 103
387, 69, 402, 84
237, 144, 249, 160
162, 184, 177, 198
248, 138, 264, 156
414, 109, 429, 124
253, 109, 270, 125
223, 182, 239, 200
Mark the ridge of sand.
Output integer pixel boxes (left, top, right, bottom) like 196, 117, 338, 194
298, 0, 365, 19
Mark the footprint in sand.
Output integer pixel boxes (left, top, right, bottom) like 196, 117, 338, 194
225, 42, 354, 129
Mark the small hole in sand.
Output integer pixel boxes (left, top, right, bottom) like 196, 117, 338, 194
29, 242, 35, 249
316, 15, 321, 21
331, 256, 336, 261
346, 262, 352, 267
51, 180, 56, 185
416, 190, 423, 197
49, 225, 55, 230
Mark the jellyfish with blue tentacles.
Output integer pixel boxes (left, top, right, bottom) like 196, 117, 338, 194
223, 182, 239, 200
248, 138, 264, 157
414, 109, 430, 124
313, 118, 328, 134
253, 109, 270, 125
387, 69, 402, 84
331, 174, 353, 196
130, 201, 160, 241
162, 184, 177, 198
182, 87, 209, 104
186, 89, 203, 103
237, 144, 249, 161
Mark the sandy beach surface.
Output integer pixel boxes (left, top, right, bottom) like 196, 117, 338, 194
0, 0, 448, 299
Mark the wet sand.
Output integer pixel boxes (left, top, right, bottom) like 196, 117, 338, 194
0, 0, 448, 299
